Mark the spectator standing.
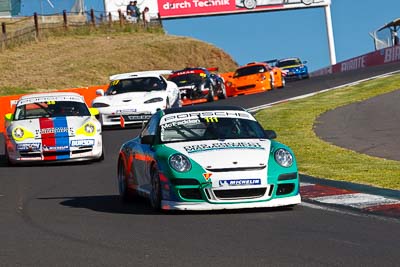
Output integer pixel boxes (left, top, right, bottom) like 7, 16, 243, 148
142, 7, 151, 26
126, 1, 140, 23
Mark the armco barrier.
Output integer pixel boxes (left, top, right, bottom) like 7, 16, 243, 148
0, 85, 108, 133
311, 44, 400, 77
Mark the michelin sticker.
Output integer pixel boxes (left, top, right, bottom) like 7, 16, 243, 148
219, 179, 261, 187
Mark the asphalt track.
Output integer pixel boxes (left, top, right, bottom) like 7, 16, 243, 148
1, 62, 400, 266
314, 89, 400, 161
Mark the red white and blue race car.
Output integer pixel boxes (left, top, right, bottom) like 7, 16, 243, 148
4, 92, 103, 165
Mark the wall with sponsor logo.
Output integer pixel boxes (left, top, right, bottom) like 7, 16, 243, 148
104, 0, 330, 19
311, 44, 400, 76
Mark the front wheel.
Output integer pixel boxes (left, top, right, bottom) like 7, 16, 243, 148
279, 77, 286, 88
4, 145, 14, 166
217, 83, 227, 100
207, 85, 215, 102
149, 164, 162, 211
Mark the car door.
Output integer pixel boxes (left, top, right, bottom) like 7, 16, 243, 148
133, 113, 160, 193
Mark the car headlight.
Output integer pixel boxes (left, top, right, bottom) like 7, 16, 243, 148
11, 127, 35, 141
226, 81, 232, 87
85, 123, 95, 134
169, 154, 192, 172
274, 148, 293, 167
144, 97, 163, 104
92, 102, 110, 108
13, 127, 24, 138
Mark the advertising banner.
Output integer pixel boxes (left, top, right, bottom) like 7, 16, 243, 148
105, 0, 330, 19
311, 44, 400, 77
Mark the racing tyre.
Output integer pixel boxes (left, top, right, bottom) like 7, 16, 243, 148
207, 85, 215, 102
217, 83, 227, 100
4, 145, 14, 166
243, 0, 257, 9
149, 164, 162, 211
117, 159, 136, 202
270, 80, 275, 90
279, 77, 286, 89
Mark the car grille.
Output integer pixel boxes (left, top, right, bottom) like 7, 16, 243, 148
237, 85, 256, 90
206, 166, 266, 172
212, 187, 267, 200
19, 152, 41, 158
179, 188, 203, 200
107, 114, 152, 122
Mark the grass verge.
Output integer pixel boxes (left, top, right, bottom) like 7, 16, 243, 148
255, 74, 400, 190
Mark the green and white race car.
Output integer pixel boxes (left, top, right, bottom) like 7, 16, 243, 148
117, 105, 300, 211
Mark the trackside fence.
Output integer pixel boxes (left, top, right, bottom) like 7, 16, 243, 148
0, 9, 163, 51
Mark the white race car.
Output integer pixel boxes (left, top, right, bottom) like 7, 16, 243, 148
92, 70, 181, 127
117, 105, 301, 211
4, 92, 103, 165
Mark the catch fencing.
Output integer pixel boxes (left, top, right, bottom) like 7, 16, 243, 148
0, 9, 162, 51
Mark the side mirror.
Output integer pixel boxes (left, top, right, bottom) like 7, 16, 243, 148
4, 113, 13, 121
141, 135, 155, 145
264, 130, 277, 139
96, 89, 105, 96
303, 60, 308, 64
89, 108, 99, 116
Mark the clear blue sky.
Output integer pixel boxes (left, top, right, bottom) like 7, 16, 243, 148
162, 0, 400, 71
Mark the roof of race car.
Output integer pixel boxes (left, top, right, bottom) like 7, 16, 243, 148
17, 92, 85, 106
109, 70, 173, 81
164, 105, 246, 114
277, 57, 302, 63
238, 62, 269, 69
169, 67, 209, 77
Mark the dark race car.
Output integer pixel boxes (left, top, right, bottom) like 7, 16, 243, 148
168, 67, 227, 105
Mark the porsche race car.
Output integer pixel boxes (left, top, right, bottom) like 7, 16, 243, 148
167, 67, 227, 105
92, 70, 181, 127
4, 92, 103, 165
117, 105, 300, 211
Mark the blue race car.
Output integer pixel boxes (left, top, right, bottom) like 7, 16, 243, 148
276, 57, 309, 80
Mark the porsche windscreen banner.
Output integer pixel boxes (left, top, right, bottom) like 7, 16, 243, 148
105, 0, 331, 19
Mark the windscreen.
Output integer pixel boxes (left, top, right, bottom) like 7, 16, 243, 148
276, 59, 302, 67
106, 77, 166, 95
14, 100, 90, 120
160, 114, 266, 143
168, 72, 206, 86
233, 65, 266, 78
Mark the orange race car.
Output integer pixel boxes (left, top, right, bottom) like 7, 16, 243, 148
221, 62, 285, 97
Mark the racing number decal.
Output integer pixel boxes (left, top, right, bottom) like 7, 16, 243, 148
204, 117, 218, 123
111, 80, 120, 86
47, 100, 56, 105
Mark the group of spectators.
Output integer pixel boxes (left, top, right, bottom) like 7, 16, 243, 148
126, 1, 151, 24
